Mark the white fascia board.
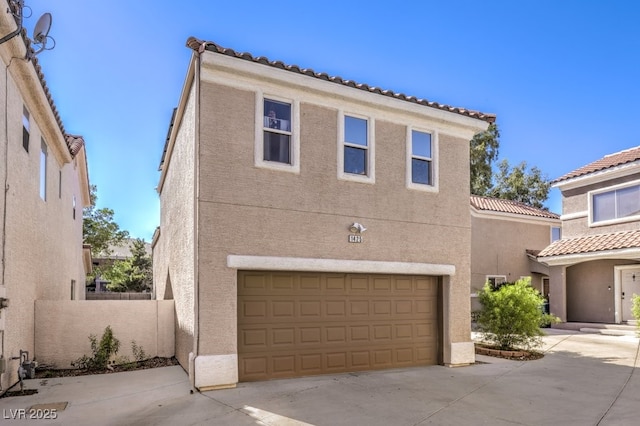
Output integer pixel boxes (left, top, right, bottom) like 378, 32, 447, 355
560, 211, 588, 221
227, 255, 456, 276
470, 207, 560, 226
157, 54, 197, 193
200, 52, 490, 140
553, 162, 640, 191
538, 247, 640, 266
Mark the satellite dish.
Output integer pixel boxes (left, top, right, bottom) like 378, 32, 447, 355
33, 13, 52, 45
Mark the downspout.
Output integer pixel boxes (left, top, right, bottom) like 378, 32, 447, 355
191, 43, 203, 390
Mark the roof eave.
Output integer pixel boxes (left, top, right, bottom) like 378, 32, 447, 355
538, 247, 640, 266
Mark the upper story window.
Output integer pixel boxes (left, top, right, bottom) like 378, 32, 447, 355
344, 116, 368, 175
40, 138, 48, 201
22, 106, 30, 152
410, 130, 432, 185
551, 226, 561, 242
263, 98, 291, 164
338, 112, 374, 183
406, 127, 438, 192
255, 95, 299, 173
590, 182, 640, 225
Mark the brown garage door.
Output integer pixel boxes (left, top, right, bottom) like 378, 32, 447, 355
238, 271, 438, 381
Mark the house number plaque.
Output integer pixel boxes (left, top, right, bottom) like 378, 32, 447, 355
348, 234, 363, 243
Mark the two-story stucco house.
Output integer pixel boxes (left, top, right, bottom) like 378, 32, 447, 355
153, 37, 495, 390
0, 0, 91, 390
538, 147, 640, 324
470, 195, 561, 313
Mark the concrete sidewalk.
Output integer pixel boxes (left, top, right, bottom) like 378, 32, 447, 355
1, 329, 638, 425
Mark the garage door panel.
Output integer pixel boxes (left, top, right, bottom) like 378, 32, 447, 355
238, 272, 438, 381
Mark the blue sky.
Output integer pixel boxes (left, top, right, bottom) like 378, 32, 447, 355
23, 0, 640, 241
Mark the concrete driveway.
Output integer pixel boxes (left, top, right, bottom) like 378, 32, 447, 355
1, 329, 638, 425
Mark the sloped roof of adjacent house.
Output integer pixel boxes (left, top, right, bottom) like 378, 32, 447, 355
538, 229, 640, 258
3, 2, 84, 159
470, 195, 559, 220
186, 37, 496, 124
553, 146, 640, 184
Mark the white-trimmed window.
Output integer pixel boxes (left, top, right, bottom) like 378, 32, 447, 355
255, 95, 299, 173
40, 138, 47, 201
22, 106, 30, 152
407, 128, 437, 191
590, 181, 640, 226
551, 226, 561, 242
338, 112, 374, 183
486, 275, 507, 290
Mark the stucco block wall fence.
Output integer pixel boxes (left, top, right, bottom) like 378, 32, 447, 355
34, 300, 175, 369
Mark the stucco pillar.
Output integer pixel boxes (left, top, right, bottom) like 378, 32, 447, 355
548, 265, 567, 322
442, 275, 475, 366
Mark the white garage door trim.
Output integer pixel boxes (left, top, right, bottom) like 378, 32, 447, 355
227, 255, 456, 276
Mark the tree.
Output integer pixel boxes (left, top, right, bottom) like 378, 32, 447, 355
106, 239, 152, 293
470, 123, 500, 196
83, 185, 129, 257
470, 123, 551, 208
491, 160, 551, 209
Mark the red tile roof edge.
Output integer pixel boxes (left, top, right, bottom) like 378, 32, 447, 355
186, 37, 496, 124
538, 229, 640, 258
470, 195, 559, 220
553, 146, 640, 184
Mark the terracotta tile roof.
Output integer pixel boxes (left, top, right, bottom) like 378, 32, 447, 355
186, 37, 496, 124
5, 2, 81, 158
538, 229, 640, 258
65, 134, 85, 156
470, 195, 559, 219
553, 146, 640, 184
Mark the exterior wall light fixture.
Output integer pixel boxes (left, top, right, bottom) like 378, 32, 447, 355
349, 222, 367, 233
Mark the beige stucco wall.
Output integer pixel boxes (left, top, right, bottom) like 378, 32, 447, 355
195, 79, 476, 365
153, 83, 197, 369
470, 214, 556, 312
471, 215, 554, 292
561, 173, 640, 237
566, 259, 638, 323
0, 21, 88, 389
34, 300, 175, 369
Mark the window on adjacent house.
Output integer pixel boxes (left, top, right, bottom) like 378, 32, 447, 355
71, 279, 76, 300
72, 195, 76, 219
591, 183, 640, 224
486, 275, 507, 290
40, 139, 47, 201
551, 226, 561, 242
343, 115, 368, 175
263, 98, 291, 164
410, 130, 432, 185
22, 106, 30, 152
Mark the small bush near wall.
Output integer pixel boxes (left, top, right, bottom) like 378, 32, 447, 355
477, 278, 559, 350
632, 294, 640, 336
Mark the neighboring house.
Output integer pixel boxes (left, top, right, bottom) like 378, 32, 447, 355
153, 37, 495, 390
470, 195, 561, 312
0, 1, 91, 390
538, 147, 640, 324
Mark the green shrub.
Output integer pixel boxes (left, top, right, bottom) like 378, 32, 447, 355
477, 278, 558, 350
632, 294, 640, 335
72, 326, 120, 370
131, 340, 147, 362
